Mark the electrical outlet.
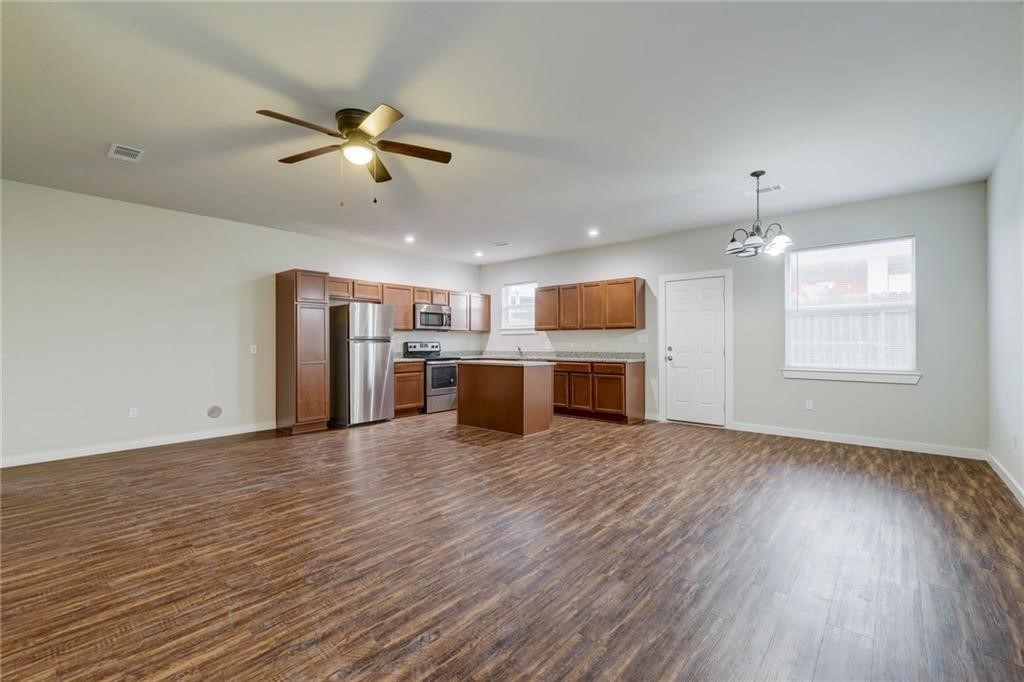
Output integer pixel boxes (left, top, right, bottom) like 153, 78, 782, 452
804, 399, 814, 411
637, 334, 649, 344
128, 407, 138, 418
250, 344, 258, 354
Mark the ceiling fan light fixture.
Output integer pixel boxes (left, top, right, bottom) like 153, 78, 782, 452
342, 144, 374, 166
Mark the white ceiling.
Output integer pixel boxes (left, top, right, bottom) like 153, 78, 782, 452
2, 2, 1021, 264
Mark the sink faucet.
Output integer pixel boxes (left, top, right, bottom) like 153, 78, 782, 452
517, 345, 524, 358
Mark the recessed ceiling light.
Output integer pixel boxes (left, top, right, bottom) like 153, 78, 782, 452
404, 235, 415, 244
474, 251, 484, 258
587, 227, 600, 237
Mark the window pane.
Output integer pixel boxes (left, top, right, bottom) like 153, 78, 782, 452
501, 282, 537, 330
786, 239, 915, 371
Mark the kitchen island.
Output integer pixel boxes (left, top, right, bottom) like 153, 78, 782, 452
457, 361, 554, 436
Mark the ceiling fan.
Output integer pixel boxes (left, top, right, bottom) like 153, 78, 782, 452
256, 104, 452, 182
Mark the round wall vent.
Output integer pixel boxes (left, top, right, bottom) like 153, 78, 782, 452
206, 405, 223, 419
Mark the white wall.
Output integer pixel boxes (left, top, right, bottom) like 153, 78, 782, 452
0, 180, 483, 466
987, 119, 1024, 501
480, 183, 989, 458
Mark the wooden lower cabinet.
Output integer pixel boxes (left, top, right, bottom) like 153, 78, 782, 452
552, 361, 645, 424
553, 372, 569, 408
569, 373, 593, 411
593, 374, 625, 414
394, 361, 425, 416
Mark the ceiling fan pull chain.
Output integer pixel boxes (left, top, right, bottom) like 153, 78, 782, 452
339, 152, 345, 207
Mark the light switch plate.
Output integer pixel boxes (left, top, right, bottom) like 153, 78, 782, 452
250, 345, 258, 354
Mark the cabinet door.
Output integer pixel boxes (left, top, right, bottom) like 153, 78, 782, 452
605, 278, 642, 329
470, 293, 490, 332
580, 281, 606, 329
296, 304, 329, 422
353, 280, 383, 302
328, 277, 353, 299
382, 284, 414, 331
296, 271, 328, 303
431, 290, 449, 305
553, 371, 569, 408
394, 371, 425, 411
569, 373, 593, 411
558, 284, 580, 329
414, 288, 432, 304
593, 374, 626, 415
534, 286, 559, 331
449, 291, 470, 331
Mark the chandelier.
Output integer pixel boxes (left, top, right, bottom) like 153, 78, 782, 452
725, 170, 793, 258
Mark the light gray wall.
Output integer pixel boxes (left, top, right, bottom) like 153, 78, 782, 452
0, 180, 483, 466
987, 119, 1024, 497
480, 182, 989, 455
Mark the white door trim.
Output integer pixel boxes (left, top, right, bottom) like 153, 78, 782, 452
657, 269, 734, 426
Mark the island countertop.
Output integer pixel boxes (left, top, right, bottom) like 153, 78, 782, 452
457, 360, 554, 367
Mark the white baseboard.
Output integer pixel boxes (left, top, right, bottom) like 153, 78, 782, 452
1, 422, 278, 468
727, 421, 987, 460
987, 452, 1024, 507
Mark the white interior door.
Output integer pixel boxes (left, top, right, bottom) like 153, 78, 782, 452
665, 276, 725, 425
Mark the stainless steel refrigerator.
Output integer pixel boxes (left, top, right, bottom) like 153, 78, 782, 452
330, 302, 395, 426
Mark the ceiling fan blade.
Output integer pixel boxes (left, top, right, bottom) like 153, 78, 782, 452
257, 110, 342, 138
278, 145, 341, 164
358, 104, 404, 138
375, 139, 452, 164
367, 152, 392, 182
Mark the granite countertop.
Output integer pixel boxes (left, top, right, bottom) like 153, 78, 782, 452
458, 359, 555, 367
479, 355, 645, 364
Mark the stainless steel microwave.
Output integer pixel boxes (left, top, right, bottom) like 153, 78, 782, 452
413, 303, 452, 331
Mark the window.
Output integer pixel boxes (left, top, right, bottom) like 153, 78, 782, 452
784, 238, 919, 383
501, 282, 537, 332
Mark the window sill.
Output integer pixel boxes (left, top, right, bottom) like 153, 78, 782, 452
500, 328, 537, 336
781, 367, 922, 385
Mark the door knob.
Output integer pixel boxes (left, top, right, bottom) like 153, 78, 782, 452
667, 345, 673, 351
666, 355, 673, 361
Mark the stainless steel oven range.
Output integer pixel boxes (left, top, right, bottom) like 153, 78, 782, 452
403, 341, 460, 413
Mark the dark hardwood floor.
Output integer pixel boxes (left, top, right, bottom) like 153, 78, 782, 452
2, 415, 1022, 680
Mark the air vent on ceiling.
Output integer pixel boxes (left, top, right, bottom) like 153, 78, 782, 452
492, 241, 511, 247
744, 184, 783, 196
107, 143, 145, 163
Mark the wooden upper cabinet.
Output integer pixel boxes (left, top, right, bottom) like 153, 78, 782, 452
328, 277, 353, 299
605, 278, 645, 329
535, 286, 559, 331
352, 280, 383, 302
470, 293, 491, 333
431, 290, 449, 305
413, 288, 432, 304
558, 284, 580, 330
449, 291, 470, 331
295, 270, 328, 303
580, 281, 606, 329
382, 284, 414, 331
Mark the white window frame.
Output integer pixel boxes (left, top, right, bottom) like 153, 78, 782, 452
500, 281, 538, 335
782, 236, 922, 384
